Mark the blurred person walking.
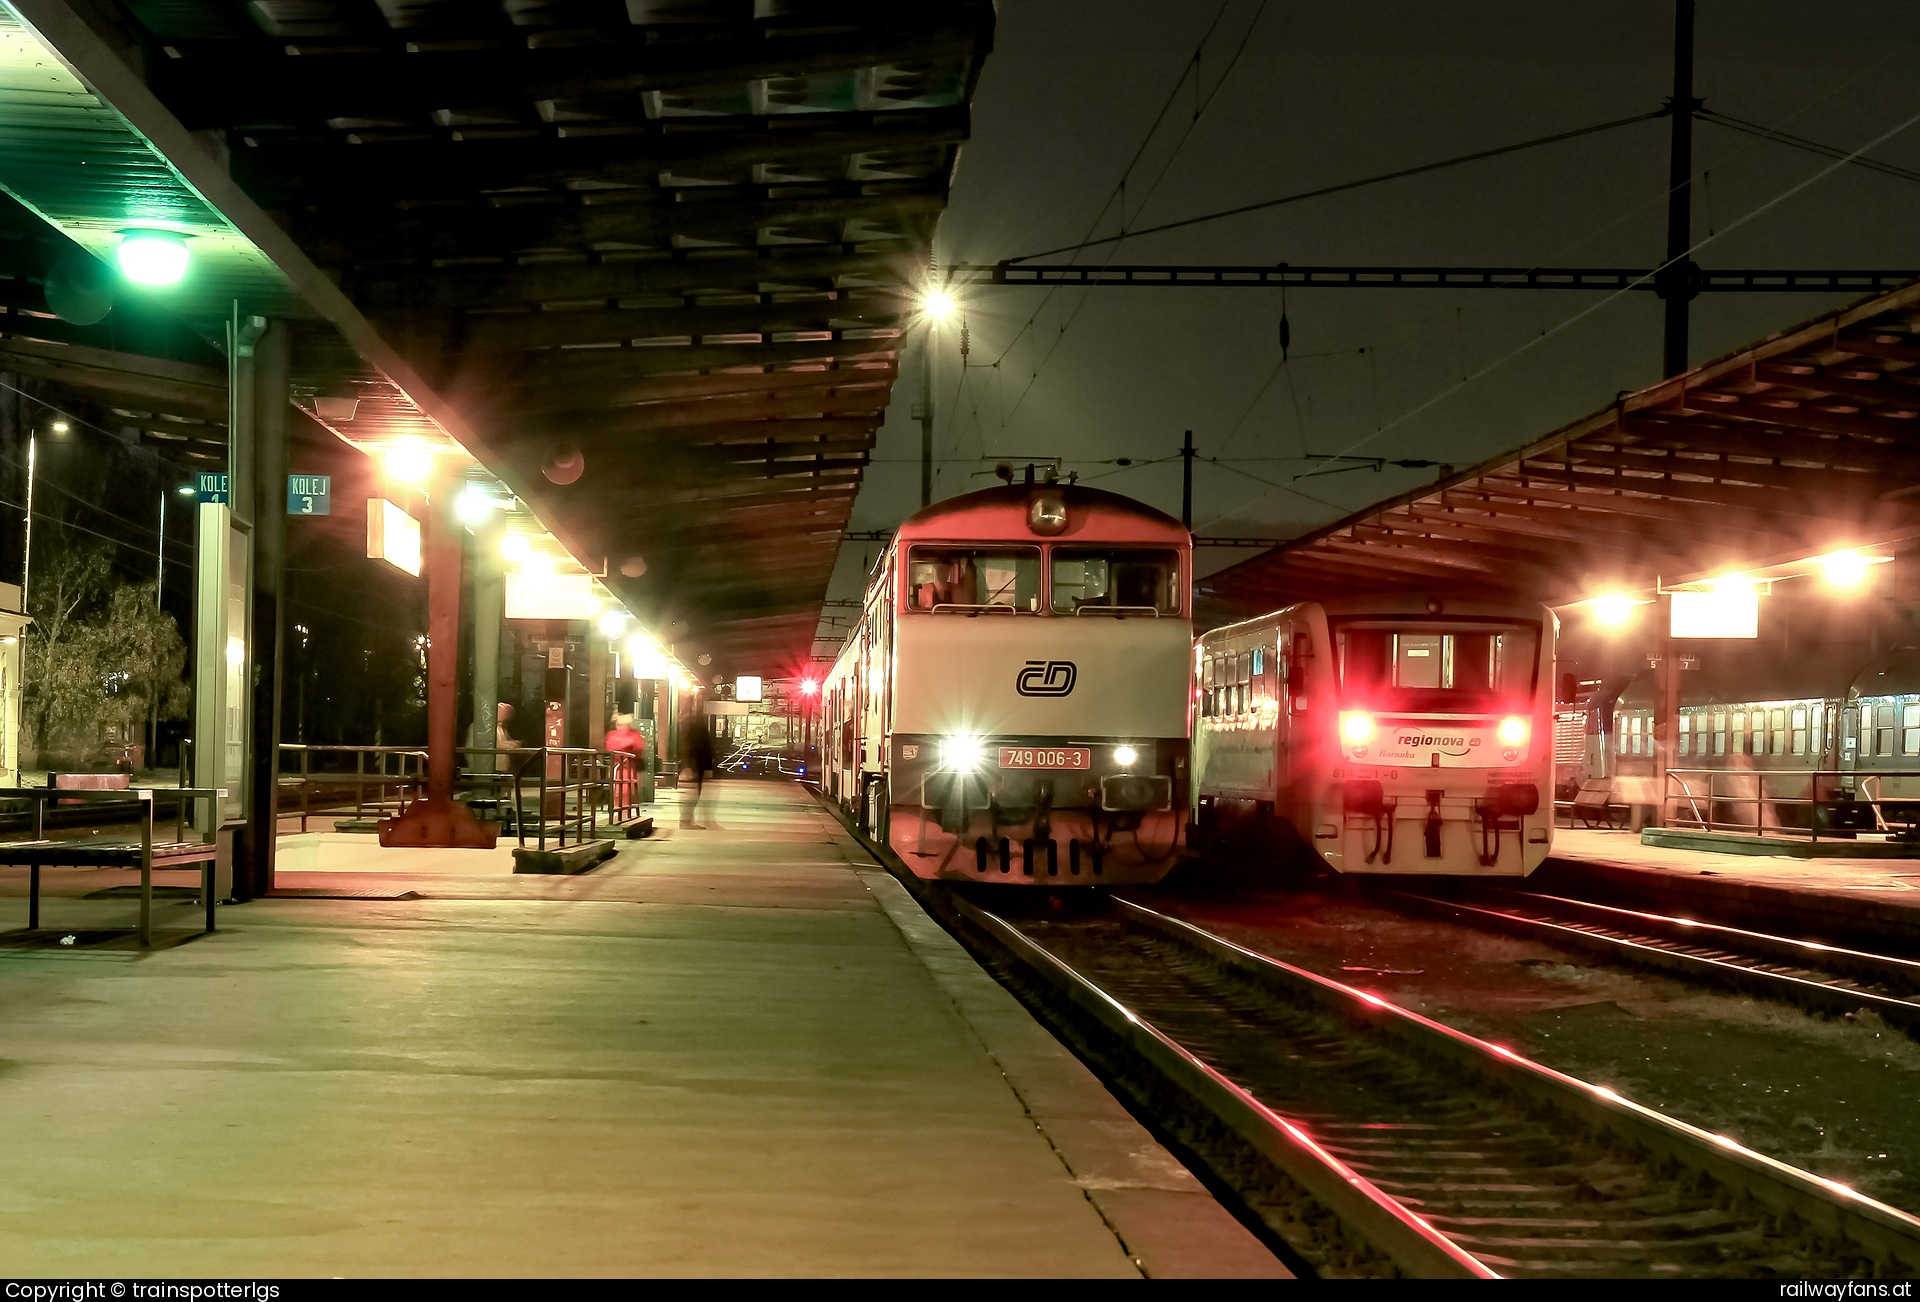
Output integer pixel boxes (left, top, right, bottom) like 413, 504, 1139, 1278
680, 714, 715, 828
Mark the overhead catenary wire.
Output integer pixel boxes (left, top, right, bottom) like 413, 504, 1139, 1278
1004, 110, 1669, 264
971, 0, 1271, 437
1197, 100, 1920, 533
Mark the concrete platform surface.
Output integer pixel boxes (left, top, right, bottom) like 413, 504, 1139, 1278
0, 780, 1283, 1278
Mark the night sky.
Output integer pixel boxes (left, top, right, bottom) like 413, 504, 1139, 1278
820, 0, 1920, 639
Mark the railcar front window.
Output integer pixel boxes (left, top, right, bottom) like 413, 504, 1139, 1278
1050, 549, 1181, 615
1333, 619, 1540, 713
907, 547, 1041, 613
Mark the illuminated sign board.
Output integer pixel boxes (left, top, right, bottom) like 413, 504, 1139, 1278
366, 498, 421, 576
735, 675, 763, 703
1670, 587, 1759, 639
505, 571, 599, 621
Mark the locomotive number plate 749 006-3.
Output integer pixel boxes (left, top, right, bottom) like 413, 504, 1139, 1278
999, 747, 1090, 770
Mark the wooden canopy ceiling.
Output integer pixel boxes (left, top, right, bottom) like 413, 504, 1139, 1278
1206, 278, 1920, 614
72, 0, 994, 675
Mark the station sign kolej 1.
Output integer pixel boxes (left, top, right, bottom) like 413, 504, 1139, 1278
194, 471, 227, 503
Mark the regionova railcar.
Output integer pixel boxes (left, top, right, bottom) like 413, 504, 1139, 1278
1192, 594, 1557, 876
819, 480, 1193, 884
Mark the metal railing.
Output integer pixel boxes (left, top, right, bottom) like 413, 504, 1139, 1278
1659, 767, 1920, 842
275, 743, 647, 849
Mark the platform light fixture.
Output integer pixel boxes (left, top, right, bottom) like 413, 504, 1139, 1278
116, 229, 189, 285
520, 551, 555, 579
500, 532, 531, 563
919, 286, 957, 326
383, 439, 434, 484
597, 608, 629, 639
455, 485, 502, 527
1817, 548, 1889, 590
1589, 592, 1640, 627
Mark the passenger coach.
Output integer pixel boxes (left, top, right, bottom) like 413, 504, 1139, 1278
1193, 595, 1556, 876
820, 479, 1192, 884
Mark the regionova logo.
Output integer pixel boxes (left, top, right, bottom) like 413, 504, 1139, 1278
1016, 659, 1077, 697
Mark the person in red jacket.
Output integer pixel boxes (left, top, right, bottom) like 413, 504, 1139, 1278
604, 714, 646, 816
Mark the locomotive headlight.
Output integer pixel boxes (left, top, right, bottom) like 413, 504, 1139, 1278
1340, 711, 1375, 745
941, 735, 987, 772
1114, 745, 1139, 767
1497, 716, 1530, 747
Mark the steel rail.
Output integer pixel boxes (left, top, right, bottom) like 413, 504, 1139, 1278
965, 892, 1920, 1277
1392, 888, 1920, 1034
953, 895, 1492, 1279
1113, 899, 1920, 1273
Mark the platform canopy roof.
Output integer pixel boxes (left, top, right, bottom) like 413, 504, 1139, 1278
0, 0, 993, 676
1206, 278, 1920, 616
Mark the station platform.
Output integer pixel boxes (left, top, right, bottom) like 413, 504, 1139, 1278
1541, 826, 1920, 947
0, 780, 1282, 1278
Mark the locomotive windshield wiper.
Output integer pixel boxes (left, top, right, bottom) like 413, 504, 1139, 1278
930, 602, 1018, 615
1074, 605, 1161, 618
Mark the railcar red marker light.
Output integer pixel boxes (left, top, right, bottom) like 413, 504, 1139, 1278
1340, 711, 1375, 745
1497, 716, 1529, 746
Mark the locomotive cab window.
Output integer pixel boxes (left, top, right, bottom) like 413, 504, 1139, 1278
1050, 548, 1181, 615
907, 547, 1040, 613
1333, 618, 1540, 713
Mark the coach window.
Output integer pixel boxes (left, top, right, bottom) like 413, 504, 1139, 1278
1712, 711, 1727, 756
907, 547, 1040, 612
1629, 715, 1642, 756
1877, 703, 1898, 757
1811, 704, 1825, 759
1732, 712, 1747, 755
1677, 715, 1690, 757
1769, 708, 1787, 757
1904, 703, 1920, 755
1050, 548, 1181, 615
1791, 707, 1809, 756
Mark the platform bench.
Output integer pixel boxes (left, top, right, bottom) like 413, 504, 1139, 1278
1571, 779, 1630, 829
0, 786, 223, 946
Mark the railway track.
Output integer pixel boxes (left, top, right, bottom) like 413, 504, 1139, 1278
1392, 888, 1920, 1034
946, 892, 1920, 1279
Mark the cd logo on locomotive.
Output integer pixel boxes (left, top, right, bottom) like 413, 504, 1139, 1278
1016, 660, 1077, 697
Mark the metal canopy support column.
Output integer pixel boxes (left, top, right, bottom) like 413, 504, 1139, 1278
918, 326, 934, 507
194, 312, 263, 903
238, 320, 288, 899
1652, 595, 1682, 828
468, 511, 503, 756
1658, 0, 1699, 377
380, 469, 499, 848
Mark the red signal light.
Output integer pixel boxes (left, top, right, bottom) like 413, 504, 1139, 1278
1497, 716, 1528, 746
799, 678, 819, 697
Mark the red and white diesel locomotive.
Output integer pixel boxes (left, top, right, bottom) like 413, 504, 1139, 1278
820, 478, 1193, 884
1192, 595, 1557, 876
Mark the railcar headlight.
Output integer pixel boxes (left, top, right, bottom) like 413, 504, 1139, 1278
1497, 716, 1529, 747
941, 736, 986, 772
1114, 745, 1138, 767
1340, 711, 1375, 745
